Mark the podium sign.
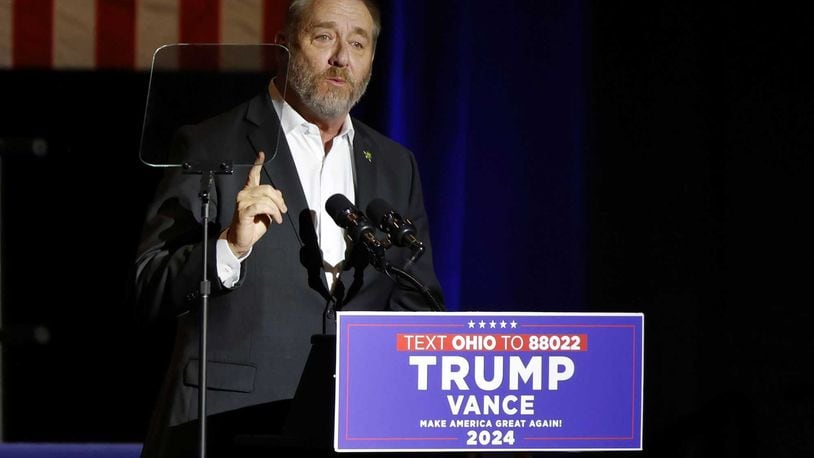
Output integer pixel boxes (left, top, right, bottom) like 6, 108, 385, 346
334, 311, 643, 453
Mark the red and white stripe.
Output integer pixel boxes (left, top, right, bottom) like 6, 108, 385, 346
0, 0, 287, 70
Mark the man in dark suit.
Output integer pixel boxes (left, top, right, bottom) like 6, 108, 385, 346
133, 0, 443, 456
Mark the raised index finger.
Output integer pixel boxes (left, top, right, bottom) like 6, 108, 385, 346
246, 151, 265, 187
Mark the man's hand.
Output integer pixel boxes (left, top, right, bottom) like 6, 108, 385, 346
220, 151, 287, 257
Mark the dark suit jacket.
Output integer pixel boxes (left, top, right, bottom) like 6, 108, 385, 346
134, 91, 443, 457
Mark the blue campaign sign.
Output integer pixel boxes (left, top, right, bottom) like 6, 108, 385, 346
334, 312, 644, 453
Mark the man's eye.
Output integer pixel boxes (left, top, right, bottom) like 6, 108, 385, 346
351, 41, 364, 49
315, 34, 331, 41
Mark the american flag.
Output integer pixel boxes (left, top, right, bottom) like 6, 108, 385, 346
0, 0, 288, 70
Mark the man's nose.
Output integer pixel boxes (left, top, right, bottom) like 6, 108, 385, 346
329, 41, 350, 67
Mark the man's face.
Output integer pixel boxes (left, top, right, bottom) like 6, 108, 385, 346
287, 0, 375, 120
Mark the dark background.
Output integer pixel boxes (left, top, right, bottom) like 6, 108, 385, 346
0, 1, 810, 456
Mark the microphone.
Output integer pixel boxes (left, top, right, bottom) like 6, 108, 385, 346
365, 198, 440, 310
325, 194, 386, 267
366, 198, 424, 251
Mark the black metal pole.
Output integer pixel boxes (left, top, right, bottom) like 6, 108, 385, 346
181, 160, 232, 458
385, 264, 444, 312
196, 171, 215, 458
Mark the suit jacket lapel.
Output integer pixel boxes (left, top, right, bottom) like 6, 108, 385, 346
245, 93, 309, 243
332, 121, 380, 307
351, 122, 378, 210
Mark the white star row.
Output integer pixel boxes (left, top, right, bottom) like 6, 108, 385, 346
467, 319, 518, 329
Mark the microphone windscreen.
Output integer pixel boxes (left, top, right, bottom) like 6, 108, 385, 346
325, 193, 354, 224
365, 198, 391, 226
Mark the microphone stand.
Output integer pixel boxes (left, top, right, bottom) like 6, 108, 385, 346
384, 264, 444, 312
367, 242, 443, 312
184, 161, 234, 458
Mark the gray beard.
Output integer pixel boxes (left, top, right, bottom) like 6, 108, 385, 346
287, 52, 371, 120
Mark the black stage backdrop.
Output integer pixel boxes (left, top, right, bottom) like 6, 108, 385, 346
0, 1, 810, 456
